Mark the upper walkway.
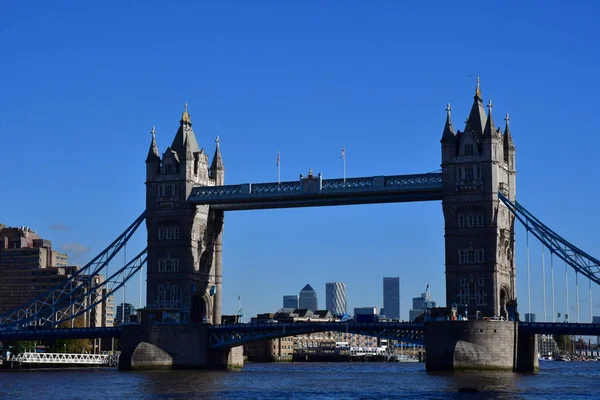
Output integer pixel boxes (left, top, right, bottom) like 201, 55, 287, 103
188, 172, 443, 210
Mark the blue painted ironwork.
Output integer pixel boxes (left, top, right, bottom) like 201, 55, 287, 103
0, 213, 146, 328
499, 192, 600, 285
188, 173, 443, 209
207, 321, 424, 348
519, 322, 600, 336
0, 326, 123, 341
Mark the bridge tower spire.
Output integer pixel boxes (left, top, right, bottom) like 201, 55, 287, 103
440, 81, 517, 319
144, 103, 224, 326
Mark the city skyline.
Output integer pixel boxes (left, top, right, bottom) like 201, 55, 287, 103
1, 2, 600, 322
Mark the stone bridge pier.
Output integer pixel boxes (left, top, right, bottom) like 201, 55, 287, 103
119, 324, 243, 370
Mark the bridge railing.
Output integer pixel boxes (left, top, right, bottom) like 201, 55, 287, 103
189, 173, 443, 202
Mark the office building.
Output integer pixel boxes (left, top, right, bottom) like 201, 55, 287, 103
283, 295, 298, 309
299, 284, 318, 311
525, 313, 536, 322
0, 224, 113, 328
383, 277, 400, 320
325, 282, 346, 316
115, 302, 136, 324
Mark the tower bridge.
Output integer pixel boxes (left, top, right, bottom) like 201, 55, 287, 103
3, 81, 600, 372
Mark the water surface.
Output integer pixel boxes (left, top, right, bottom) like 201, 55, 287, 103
1, 361, 599, 399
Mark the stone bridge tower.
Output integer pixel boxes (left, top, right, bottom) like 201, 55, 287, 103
144, 105, 224, 325
440, 81, 517, 318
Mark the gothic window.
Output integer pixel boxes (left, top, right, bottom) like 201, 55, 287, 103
476, 214, 484, 227
165, 164, 173, 174
158, 227, 179, 240
458, 214, 465, 228
475, 166, 481, 179
458, 249, 485, 264
465, 167, 474, 180
460, 278, 466, 287
457, 167, 463, 180
465, 144, 474, 155
158, 258, 180, 272
467, 215, 474, 227
165, 185, 173, 197
477, 277, 484, 287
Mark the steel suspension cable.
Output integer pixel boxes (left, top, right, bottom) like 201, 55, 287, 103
590, 278, 593, 323
542, 244, 547, 322
565, 254, 570, 322
527, 229, 532, 317
576, 271, 580, 323
551, 252, 556, 322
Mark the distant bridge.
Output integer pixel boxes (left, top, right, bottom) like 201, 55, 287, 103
0, 326, 122, 341
208, 321, 426, 348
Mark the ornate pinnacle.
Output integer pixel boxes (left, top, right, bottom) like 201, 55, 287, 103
475, 76, 482, 97
215, 135, 220, 145
446, 103, 451, 116
487, 99, 493, 110
151, 126, 156, 137
181, 103, 191, 124
505, 112, 510, 123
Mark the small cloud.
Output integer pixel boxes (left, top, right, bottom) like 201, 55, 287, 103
61, 243, 91, 253
50, 223, 71, 231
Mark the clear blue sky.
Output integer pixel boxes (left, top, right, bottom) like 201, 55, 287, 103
1, 1, 599, 322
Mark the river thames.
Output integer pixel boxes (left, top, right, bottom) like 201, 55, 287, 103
1, 362, 599, 399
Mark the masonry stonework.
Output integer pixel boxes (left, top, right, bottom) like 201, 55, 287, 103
440, 81, 517, 319
145, 106, 225, 325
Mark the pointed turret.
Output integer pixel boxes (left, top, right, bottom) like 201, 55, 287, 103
440, 103, 456, 143
210, 135, 225, 185
170, 103, 200, 159
465, 77, 487, 138
503, 112, 515, 158
146, 127, 161, 163
483, 99, 496, 138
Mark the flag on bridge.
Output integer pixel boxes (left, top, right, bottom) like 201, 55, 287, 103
340, 147, 345, 159
277, 151, 280, 166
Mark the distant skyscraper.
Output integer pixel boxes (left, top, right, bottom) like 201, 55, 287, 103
525, 313, 536, 322
383, 277, 400, 320
409, 287, 436, 321
283, 295, 298, 309
325, 282, 346, 315
299, 284, 318, 311
115, 303, 136, 324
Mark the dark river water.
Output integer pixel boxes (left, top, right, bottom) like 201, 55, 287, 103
1, 361, 599, 399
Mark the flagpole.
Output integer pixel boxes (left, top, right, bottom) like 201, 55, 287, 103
343, 146, 346, 186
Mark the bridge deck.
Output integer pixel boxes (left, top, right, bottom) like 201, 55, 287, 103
188, 173, 443, 210
0, 326, 122, 341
